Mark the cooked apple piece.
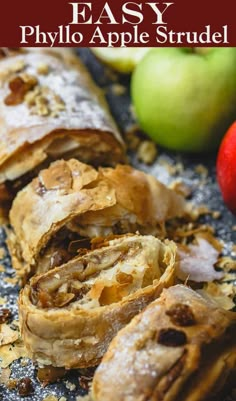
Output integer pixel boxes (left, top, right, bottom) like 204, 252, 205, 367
19, 235, 176, 369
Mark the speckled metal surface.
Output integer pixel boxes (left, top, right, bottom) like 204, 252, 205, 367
0, 48, 235, 401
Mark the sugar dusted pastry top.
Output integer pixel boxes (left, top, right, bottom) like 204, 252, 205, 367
92, 284, 236, 401
0, 48, 124, 184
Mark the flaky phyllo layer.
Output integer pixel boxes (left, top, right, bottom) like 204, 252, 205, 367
0, 48, 125, 219
19, 235, 176, 368
8, 159, 188, 282
92, 285, 236, 401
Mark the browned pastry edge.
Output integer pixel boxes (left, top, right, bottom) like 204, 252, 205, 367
18, 235, 176, 369
0, 47, 126, 221
92, 285, 236, 401
8, 159, 187, 282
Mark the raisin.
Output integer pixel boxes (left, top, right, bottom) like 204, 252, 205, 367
4, 75, 37, 106
18, 378, 34, 396
4, 91, 23, 106
0, 308, 11, 324
158, 328, 187, 347
166, 303, 195, 326
9, 76, 25, 92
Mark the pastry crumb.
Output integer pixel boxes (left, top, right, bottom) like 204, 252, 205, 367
169, 180, 192, 198
195, 164, 208, 177
159, 160, 184, 176
111, 83, 126, 96
0, 248, 6, 259
20, 357, 29, 367
218, 256, 236, 272
0, 367, 11, 385
0, 264, 5, 272
7, 378, 18, 389
201, 282, 235, 310
4, 276, 18, 285
65, 380, 76, 391
137, 140, 157, 165
125, 124, 141, 151
0, 296, 7, 305
42, 396, 58, 401
212, 210, 221, 219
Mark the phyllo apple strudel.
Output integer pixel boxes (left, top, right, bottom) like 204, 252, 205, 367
8, 159, 188, 282
92, 284, 236, 401
19, 234, 176, 368
0, 48, 125, 219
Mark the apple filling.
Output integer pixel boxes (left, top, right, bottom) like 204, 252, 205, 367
9, 159, 186, 286
30, 236, 169, 310
36, 231, 90, 275
35, 208, 163, 276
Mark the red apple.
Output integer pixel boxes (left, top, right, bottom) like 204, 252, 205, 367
216, 121, 236, 214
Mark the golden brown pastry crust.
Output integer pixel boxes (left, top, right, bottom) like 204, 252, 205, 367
0, 48, 125, 218
92, 285, 236, 401
19, 235, 176, 369
8, 159, 187, 281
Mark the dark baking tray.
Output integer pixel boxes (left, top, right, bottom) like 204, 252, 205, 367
0, 48, 235, 401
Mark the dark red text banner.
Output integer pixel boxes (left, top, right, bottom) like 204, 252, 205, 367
0, 0, 235, 47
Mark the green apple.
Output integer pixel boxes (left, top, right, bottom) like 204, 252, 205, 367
131, 47, 236, 152
91, 47, 152, 73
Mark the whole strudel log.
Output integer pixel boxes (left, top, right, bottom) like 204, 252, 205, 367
8, 159, 188, 282
0, 48, 125, 219
92, 285, 236, 401
19, 234, 176, 368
